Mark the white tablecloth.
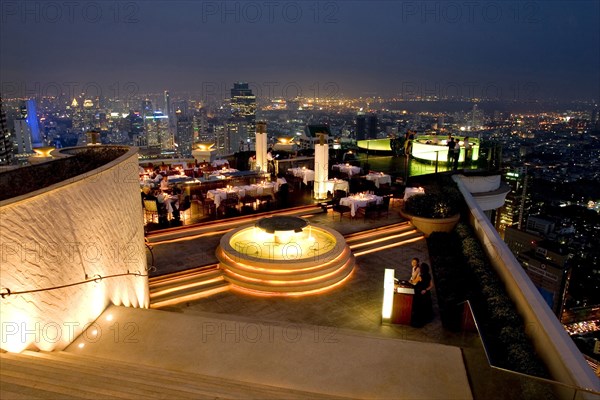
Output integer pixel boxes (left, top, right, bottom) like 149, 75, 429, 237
404, 187, 425, 201
287, 168, 315, 185
210, 168, 238, 175
212, 159, 229, 167
333, 164, 362, 177
167, 174, 189, 181
340, 194, 383, 217
325, 179, 349, 194
207, 183, 276, 207
365, 173, 392, 188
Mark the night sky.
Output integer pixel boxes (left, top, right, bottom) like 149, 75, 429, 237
1, 1, 599, 102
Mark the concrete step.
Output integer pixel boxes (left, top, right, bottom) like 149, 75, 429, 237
1, 355, 152, 399
2, 350, 350, 400
149, 263, 230, 309
149, 269, 223, 297
0, 378, 82, 400
343, 221, 412, 244
149, 264, 220, 286
343, 222, 424, 257
149, 279, 230, 308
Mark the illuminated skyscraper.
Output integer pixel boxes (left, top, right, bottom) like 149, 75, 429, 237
163, 91, 171, 117
495, 166, 531, 238
13, 101, 40, 154
0, 97, 13, 165
145, 111, 172, 150
14, 100, 43, 150
229, 82, 256, 150
175, 110, 193, 157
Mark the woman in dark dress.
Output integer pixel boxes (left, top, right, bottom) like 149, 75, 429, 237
412, 263, 433, 327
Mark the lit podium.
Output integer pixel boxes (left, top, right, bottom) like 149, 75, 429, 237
392, 284, 415, 325
382, 269, 415, 325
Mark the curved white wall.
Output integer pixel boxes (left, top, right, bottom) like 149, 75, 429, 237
0, 146, 148, 352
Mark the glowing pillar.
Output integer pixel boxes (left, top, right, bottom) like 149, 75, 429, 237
314, 134, 329, 200
255, 121, 268, 173
382, 268, 395, 321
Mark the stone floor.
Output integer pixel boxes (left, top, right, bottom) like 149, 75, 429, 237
157, 208, 472, 347
141, 171, 555, 399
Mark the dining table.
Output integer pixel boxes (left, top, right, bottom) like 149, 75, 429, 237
207, 182, 277, 207
325, 178, 349, 194
332, 164, 362, 177
287, 167, 315, 185
339, 193, 383, 217
365, 172, 392, 188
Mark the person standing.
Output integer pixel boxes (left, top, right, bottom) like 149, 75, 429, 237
453, 138, 461, 170
408, 257, 421, 285
447, 137, 456, 165
463, 136, 472, 167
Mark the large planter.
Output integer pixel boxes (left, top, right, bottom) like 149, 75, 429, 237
400, 209, 460, 237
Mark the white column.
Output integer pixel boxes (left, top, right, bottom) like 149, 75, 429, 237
314, 135, 329, 200
255, 122, 268, 173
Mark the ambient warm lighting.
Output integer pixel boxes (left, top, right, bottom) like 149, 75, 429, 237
197, 142, 215, 151
106, 314, 113, 322
32, 146, 55, 157
78, 343, 85, 349
382, 269, 395, 320
217, 216, 354, 296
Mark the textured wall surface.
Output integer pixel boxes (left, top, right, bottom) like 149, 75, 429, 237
0, 147, 148, 352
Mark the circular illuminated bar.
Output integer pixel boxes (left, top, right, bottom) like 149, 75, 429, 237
357, 136, 479, 164
216, 216, 354, 296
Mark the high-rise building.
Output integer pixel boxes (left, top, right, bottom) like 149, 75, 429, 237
14, 100, 43, 150
144, 111, 172, 150
175, 111, 193, 157
0, 97, 13, 165
356, 113, 366, 140
504, 227, 572, 319
141, 100, 153, 120
14, 101, 42, 154
495, 166, 531, 238
367, 114, 378, 139
163, 91, 171, 117
229, 82, 256, 148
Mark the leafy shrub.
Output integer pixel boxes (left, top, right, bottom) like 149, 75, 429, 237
405, 191, 460, 218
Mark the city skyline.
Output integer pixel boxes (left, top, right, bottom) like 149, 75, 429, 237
1, 1, 599, 102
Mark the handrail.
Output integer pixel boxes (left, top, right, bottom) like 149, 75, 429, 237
0, 266, 156, 299
461, 300, 600, 397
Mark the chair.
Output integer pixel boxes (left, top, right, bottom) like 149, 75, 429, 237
200, 194, 216, 217
276, 183, 290, 208
333, 189, 347, 201
378, 195, 391, 218
356, 200, 378, 221
240, 195, 256, 213
143, 199, 159, 223
332, 197, 351, 221
221, 193, 239, 216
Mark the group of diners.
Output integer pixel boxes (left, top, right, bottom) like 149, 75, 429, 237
140, 169, 293, 225
139, 159, 236, 184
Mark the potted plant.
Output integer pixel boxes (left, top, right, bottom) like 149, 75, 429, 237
400, 186, 461, 236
